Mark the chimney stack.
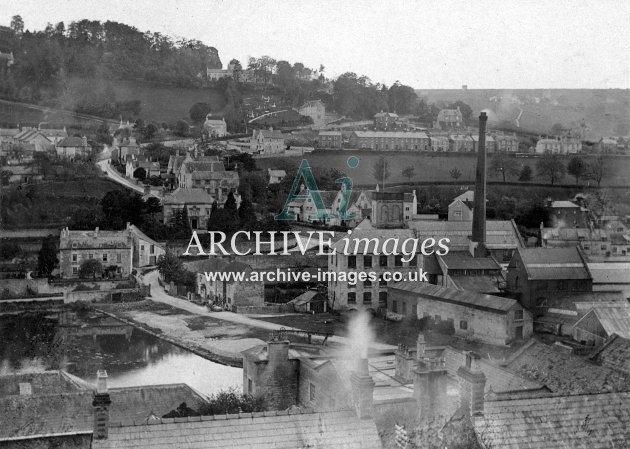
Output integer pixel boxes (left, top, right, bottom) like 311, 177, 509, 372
456, 352, 486, 416
471, 112, 488, 255
350, 357, 375, 419
93, 370, 111, 440
413, 346, 447, 420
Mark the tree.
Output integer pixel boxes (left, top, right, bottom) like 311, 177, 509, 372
224, 191, 237, 212
79, 259, 103, 280
490, 153, 520, 182
10, 15, 24, 36
536, 153, 566, 185
585, 155, 612, 188
518, 165, 532, 182
567, 155, 587, 185
95, 121, 113, 145
449, 167, 462, 182
133, 167, 147, 180
189, 102, 212, 125
373, 156, 390, 190
38, 235, 59, 276
402, 166, 415, 182
142, 123, 158, 140
0, 241, 21, 260
237, 195, 256, 230
173, 120, 189, 137
157, 251, 183, 283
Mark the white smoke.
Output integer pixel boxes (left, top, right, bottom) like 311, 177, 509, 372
339, 310, 375, 363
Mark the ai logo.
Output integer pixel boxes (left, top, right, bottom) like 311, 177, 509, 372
275, 157, 359, 222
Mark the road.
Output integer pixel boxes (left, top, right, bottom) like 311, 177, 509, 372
96, 158, 147, 194
142, 270, 395, 351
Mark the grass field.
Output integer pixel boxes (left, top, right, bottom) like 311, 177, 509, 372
256, 152, 630, 188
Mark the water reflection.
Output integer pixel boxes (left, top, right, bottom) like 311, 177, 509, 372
0, 312, 241, 396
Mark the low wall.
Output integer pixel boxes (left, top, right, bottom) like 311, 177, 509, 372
65, 288, 142, 303
234, 304, 294, 314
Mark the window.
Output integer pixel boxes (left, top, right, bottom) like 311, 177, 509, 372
116, 254, 122, 263
364, 279, 372, 287
347, 292, 356, 304
140, 245, 145, 252
379, 255, 388, 267
379, 291, 387, 304
348, 256, 356, 268
102, 254, 108, 262
72, 266, 78, 274
460, 320, 468, 330
308, 382, 317, 402
363, 256, 372, 268
363, 292, 372, 303
514, 309, 524, 320
379, 278, 387, 287
150, 244, 155, 254
401, 302, 407, 315
394, 256, 403, 267
392, 300, 398, 313
248, 378, 252, 393
72, 254, 78, 263
409, 256, 417, 267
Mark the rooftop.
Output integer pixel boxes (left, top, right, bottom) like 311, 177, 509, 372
503, 339, 630, 394
591, 335, 630, 375
389, 281, 519, 313
574, 306, 630, 340
163, 188, 215, 205
517, 247, 591, 281
352, 131, 428, 139
587, 262, 630, 285
93, 409, 382, 449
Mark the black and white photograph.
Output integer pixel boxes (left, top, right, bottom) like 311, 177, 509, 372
0, 1, 629, 448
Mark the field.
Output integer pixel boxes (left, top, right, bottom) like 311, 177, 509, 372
1, 178, 124, 230
416, 88, 630, 140
255, 151, 630, 188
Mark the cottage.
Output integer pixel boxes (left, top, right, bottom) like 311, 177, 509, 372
535, 136, 582, 154
434, 107, 463, 129
544, 198, 591, 228
203, 116, 228, 137
267, 168, 286, 184
318, 130, 342, 148
126, 223, 165, 267
162, 188, 215, 230
430, 136, 450, 152
506, 247, 593, 309
59, 227, 133, 279
56, 136, 92, 159
449, 134, 474, 152
12, 128, 53, 152
250, 128, 285, 154
298, 99, 325, 127
373, 111, 399, 130
176, 155, 239, 203
492, 133, 519, 152
388, 281, 532, 345
185, 258, 263, 311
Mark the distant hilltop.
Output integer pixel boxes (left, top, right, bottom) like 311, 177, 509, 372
415, 88, 630, 141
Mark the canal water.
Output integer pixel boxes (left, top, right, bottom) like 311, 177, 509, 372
0, 311, 242, 396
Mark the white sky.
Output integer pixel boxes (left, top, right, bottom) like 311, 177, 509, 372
1, 0, 629, 89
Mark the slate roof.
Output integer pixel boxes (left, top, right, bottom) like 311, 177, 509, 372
408, 219, 525, 250
550, 200, 581, 208
587, 263, 630, 285
319, 130, 342, 136
475, 391, 630, 449
503, 339, 630, 394
437, 251, 501, 271
163, 188, 214, 205
574, 306, 630, 339
591, 335, 630, 375
331, 226, 415, 253
517, 247, 591, 280
256, 129, 284, 139
93, 409, 383, 449
0, 383, 207, 442
57, 136, 89, 148
352, 131, 428, 139
389, 281, 518, 313
453, 190, 475, 203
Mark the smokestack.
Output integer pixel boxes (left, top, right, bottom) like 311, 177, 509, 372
472, 112, 488, 250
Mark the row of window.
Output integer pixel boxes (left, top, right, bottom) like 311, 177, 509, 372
347, 291, 387, 304
346, 255, 417, 268
71, 253, 122, 263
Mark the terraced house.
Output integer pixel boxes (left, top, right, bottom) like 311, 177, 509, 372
349, 131, 429, 151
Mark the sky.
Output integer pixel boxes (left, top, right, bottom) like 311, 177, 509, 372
1, 0, 629, 89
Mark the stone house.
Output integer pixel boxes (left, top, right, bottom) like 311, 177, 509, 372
127, 223, 165, 267
126, 158, 160, 179
162, 188, 215, 230
58, 227, 133, 279
12, 128, 53, 152
55, 136, 92, 159
430, 136, 450, 152
318, 130, 342, 148
176, 155, 239, 204
267, 168, 286, 184
492, 133, 519, 152
449, 134, 474, 152
505, 247, 593, 309
349, 131, 429, 151
388, 281, 532, 345
185, 258, 264, 311
114, 136, 139, 161
447, 190, 475, 222
544, 199, 591, 228
298, 99, 325, 127
373, 111, 399, 130
434, 107, 463, 129
204, 116, 228, 137
250, 128, 285, 154
535, 136, 582, 154
471, 134, 495, 153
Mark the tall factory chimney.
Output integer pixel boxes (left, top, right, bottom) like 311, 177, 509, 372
471, 112, 488, 256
